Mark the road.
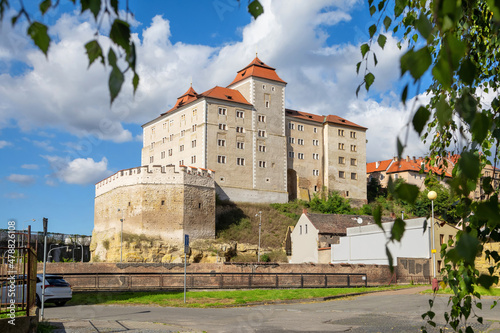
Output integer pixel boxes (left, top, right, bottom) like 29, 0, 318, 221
44, 287, 500, 332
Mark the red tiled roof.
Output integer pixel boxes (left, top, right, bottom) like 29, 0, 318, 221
285, 109, 367, 130
163, 86, 251, 115
366, 160, 393, 173
228, 56, 286, 86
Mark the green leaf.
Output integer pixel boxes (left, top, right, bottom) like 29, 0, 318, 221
397, 137, 404, 158
383, 16, 392, 31
400, 47, 432, 80
373, 53, 378, 66
391, 218, 406, 241
133, 73, 139, 93
39, 0, 52, 15
458, 59, 476, 85
356, 61, 361, 74
81, 0, 101, 20
365, 73, 375, 91
369, 24, 377, 38
248, 0, 264, 19
401, 84, 408, 105
27, 22, 50, 56
436, 95, 453, 126
370, 5, 376, 16
471, 111, 491, 144
413, 106, 430, 134
386, 246, 394, 272
373, 204, 383, 229
110, 19, 131, 52
394, 0, 407, 17
361, 43, 370, 58
108, 48, 117, 67
455, 233, 480, 265
110, 0, 119, 14
377, 34, 387, 49
416, 13, 432, 39
85, 40, 104, 67
395, 183, 420, 204
432, 56, 453, 90
458, 151, 480, 180
109, 66, 124, 104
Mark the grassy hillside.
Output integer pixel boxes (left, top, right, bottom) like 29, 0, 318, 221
216, 201, 304, 249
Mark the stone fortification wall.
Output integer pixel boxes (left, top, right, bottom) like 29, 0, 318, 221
92, 164, 216, 262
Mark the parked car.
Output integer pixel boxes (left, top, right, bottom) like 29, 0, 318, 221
36, 274, 72, 307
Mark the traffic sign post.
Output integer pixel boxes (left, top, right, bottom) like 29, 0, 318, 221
184, 234, 189, 303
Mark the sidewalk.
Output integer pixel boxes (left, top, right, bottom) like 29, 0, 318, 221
46, 319, 203, 333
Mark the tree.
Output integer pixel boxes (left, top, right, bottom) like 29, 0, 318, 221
0, 0, 263, 103
361, 0, 500, 331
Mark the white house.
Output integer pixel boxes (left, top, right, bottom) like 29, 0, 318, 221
290, 211, 391, 264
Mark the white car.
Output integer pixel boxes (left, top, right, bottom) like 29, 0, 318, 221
36, 274, 72, 307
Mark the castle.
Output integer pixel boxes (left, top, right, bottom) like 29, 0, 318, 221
92, 57, 368, 260
142, 57, 368, 204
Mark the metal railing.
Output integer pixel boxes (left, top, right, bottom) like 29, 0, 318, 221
55, 272, 368, 291
0, 246, 37, 317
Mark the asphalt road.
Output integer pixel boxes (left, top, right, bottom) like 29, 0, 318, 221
44, 287, 500, 332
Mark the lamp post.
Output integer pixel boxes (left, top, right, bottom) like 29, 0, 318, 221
427, 190, 438, 290
117, 209, 124, 262
255, 211, 262, 262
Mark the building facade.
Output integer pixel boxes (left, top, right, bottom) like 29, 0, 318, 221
141, 57, 368, 204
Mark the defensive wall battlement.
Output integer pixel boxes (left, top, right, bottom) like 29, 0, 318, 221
95, 164, 215, 197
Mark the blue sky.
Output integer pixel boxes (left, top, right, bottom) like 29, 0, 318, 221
0, 0, 431, 236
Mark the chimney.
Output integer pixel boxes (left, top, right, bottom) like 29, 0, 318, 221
393, 156, 397, 161
406, 155, 410, 162
375, 161, 380, 168
303, 208, 308, 215
413, 156, 416, 162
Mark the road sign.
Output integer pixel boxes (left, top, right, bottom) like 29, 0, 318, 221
184, 234, 189, 253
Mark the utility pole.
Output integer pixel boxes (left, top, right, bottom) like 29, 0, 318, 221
41, 217, 48, 320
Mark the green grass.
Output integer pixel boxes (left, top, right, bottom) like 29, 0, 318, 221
69, 285, 414, 308
422, 285, 500, 296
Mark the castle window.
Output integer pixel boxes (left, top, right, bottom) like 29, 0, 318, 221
266, 178, 270, 183
346, 191, 349, 197
199, 203, 202, 208
236, 110, 244, 118
350, 145, 357, 152
258, 145, 266, 152
338, 143, 345, 150
151, 127, 155, 136
297, 125, 304, 131
350, 131, 357, 139
150, 156, 154, 163
298, 139, 304, 145
313, 153, 319, 160
192, 124, 197, 132
258, 115, 266, 122
258, 130, 266, 137
265, 101, 270, 108
351, 173, 357, 180
300, 225, 302, 235
179, 160, 184, 166
192, 140, 197, 148
313, 139, 319, 146
161, 200, 165, 205
298, 153, 304, 159
314, 186, 318, 191
218, 108, 227, 115
313, 127, 317, 133
219, 123, 227, 130
237, 158, 245, 166
161, 151, 165, 159
162, 137, 166, 144
218, 139, 226, 147
338, 129, 344, 136
237, 141, 244, 149
163, 122, 166, 129
288, 137, 295, 144
288, 151, 294, 158
168, 149, 173, 156
339, 171, 345, 179
271, 86, 275, 91
150, 142, 154, 149
181, 114, 186, 123
128, 202, 131, 206
193, 109, 197, 117
169, 134, 174, 141
220, 177, 225, 182
180, 130, 185, 137
217, 155, 226, 164
288, 123, 295, 130
191, 155, 196, 164
305, 224, 308, 234
236, 126, 245, 133
169, 120, 174, 127
259, 161, 267, 168
313, 169, 319, 176
179, 145, 184, 152
264, 93, 270, 108
351, 158, 357, 166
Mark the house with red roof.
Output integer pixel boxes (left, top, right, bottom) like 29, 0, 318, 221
141, 57, 368, 204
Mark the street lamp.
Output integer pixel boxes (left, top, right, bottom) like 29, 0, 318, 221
118, 208, 124, 262
255, 211, 262, 262
427, 190, 438, 289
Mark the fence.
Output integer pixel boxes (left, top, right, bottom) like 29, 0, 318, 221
0, 246, 37, 317
56, 272, 368, 291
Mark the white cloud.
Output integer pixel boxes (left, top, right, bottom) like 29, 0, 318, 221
33, 140, 56, 152
0, 0, 418, 161
43, 155, 112, 185
21, 164, 39, 170
7, 174, 36, 185
0, 140, 12, 148
3, 192, 26, 199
